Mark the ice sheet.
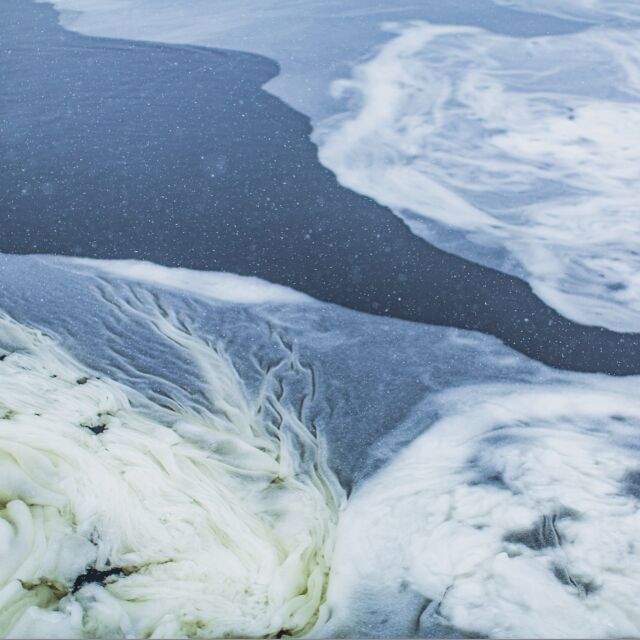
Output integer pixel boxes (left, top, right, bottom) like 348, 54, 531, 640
0, 255, 638, 637
318, 18, 640, 331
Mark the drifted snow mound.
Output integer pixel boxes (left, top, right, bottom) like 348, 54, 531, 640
324, 380, 640, 638
0, 313, 342, 638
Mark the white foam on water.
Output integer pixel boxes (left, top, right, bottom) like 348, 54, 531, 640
7, 0, 640, 632
317, 20, 640, 332
33, 0, 640, 332
323, 377, 640, 638
32, 0, 397, 121
0, 312, 341, 638
34, 0, 585, 124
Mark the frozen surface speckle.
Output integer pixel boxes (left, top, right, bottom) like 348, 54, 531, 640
0, 255, 639, 637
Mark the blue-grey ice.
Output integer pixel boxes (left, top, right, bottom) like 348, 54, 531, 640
2, 0, 640, 636
0, 255, 639, 637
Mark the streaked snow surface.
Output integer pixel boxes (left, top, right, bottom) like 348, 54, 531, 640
38, 0, 640, 332
1, 255, 639, 638
4, 0, 640, 636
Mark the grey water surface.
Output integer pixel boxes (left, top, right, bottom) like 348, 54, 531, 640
2, 0, 639, 374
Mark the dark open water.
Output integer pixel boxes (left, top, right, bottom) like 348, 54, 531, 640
1, 0, 639, 374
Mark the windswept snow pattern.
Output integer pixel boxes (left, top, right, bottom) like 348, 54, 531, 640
0, 311, 340, 638
2, 0, 640, 636
0, 256, 638, 638
492, 0, 640, 23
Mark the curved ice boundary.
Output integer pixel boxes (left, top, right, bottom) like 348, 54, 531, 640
31, 0, 639, 332
1, 254, 640, 638
493, 0, 640, 23
317, 13, 640, 333
323, 378, 640, 638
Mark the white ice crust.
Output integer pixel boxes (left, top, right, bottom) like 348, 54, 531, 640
0, 313, 339, 638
